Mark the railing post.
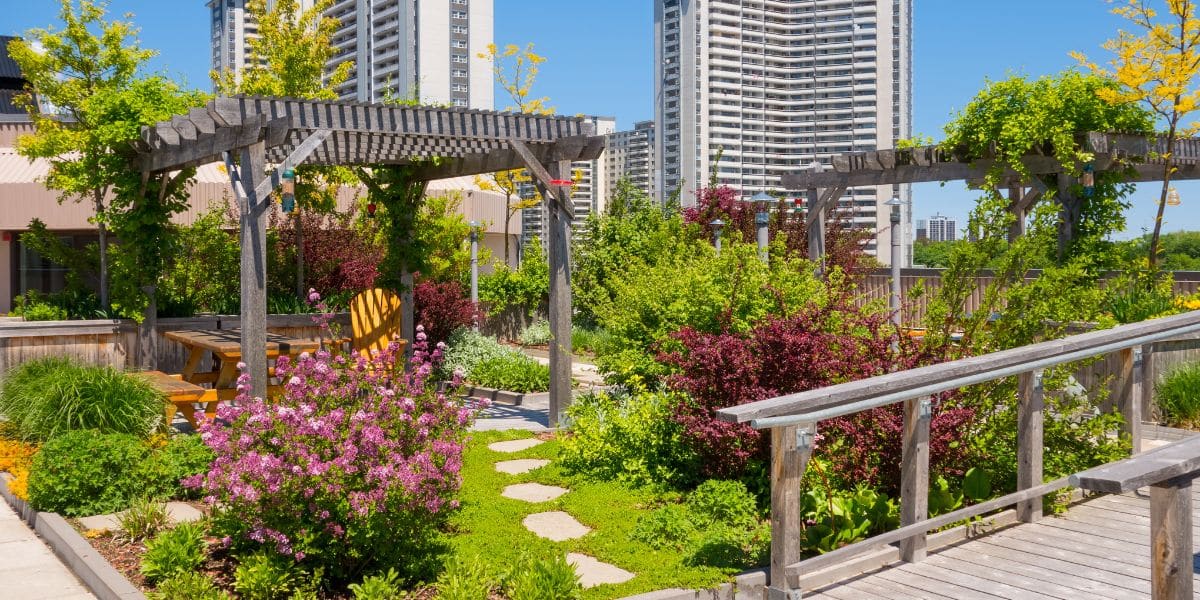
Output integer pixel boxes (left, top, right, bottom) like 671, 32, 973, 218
1121, 346, 1146, 454
768, 424, 813, 599
1150, 476, 1193, 600
1016, 369, 1044, 522
900, 396, 931, 562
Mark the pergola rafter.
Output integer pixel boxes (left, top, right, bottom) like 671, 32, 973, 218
138, 96, 605, 425
785, 132, 1200, 261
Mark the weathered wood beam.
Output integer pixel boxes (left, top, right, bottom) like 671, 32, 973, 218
234, 141, 271, 397
510, 139, 573, 213
543, 160, 574, 428
253, 129, 332, 201
768, 425, 812, 596
1016, 370, 1044, 522
899, 396, 931, 562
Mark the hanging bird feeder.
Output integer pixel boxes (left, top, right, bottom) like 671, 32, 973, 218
1081, 164, 1095, 197
1168, 187, 1182, 206
366, 202, 378, 218
280, 168, 296, 213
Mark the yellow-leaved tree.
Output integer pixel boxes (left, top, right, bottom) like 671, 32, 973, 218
474, 43, 555, 265
1074, 0, 1200, 269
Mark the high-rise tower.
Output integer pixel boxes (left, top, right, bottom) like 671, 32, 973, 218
654, 0, 912, 259
208, 0, 494, 109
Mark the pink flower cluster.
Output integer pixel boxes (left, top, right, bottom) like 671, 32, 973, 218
185, 325, 477, 569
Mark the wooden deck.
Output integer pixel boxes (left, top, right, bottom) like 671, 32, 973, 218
808, 487, 1200, 599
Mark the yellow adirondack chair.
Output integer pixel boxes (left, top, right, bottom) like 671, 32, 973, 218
349, 288, 406, 359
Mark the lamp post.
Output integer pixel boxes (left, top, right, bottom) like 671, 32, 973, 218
710, 218, 725, 256
884, 195, 906, 331
469, 220, 480, 330
750, 191, 773, 263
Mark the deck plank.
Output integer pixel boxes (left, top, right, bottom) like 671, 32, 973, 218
803, 477, 1200, 599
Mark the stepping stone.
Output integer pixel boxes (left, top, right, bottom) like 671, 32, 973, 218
488, 438, 544, 453
567, 553, 635, 588
77, 501, 204, 532
495, 459, 551, 474
501, 483, 568, 503
523, 511, 590, 541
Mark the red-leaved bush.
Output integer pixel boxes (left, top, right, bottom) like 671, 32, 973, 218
682, 185, 876, 278
414, 279, 484, 347
658, 293, 973, 490
270, 210, 381, 297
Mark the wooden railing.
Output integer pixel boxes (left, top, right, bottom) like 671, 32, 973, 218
1071, 436, 1200, 599
716, 309, 1200, 599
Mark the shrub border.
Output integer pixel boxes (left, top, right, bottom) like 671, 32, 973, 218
0, 475, 145, 600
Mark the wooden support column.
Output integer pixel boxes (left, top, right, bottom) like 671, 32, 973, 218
1120, 345, 1149, 454
1150, 476, 1193, 600
545, 160, 573, 428
900, 396, 931, 562
138, 286, 158, 370
236, 141, 270, 397
768, 424, 813, 599
1057, 175, 1080, 261
1007, 185, 1024, 243
806, 164, 826, 274
1016, 369, 1044, 522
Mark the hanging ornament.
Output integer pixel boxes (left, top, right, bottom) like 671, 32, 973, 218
366, 202, 378, 218
1081, 164, 1095, 197
280, 168, 296, 213
1168, 187, 1182, 206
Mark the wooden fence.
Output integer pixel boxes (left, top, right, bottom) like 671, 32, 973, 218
860, 268, 1200, 325
0, 314, 349, 379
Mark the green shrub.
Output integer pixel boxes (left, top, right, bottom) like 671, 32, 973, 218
440, 328, 516, 380
479, 237, 549, 315
0, 357, 165, 441
148, 572, 231, 600
1156, 362, 1200, 427
468, 353, 550, 393
11, 292, 69, 321
118, 497, 170, 542
232, 551, 304, 600
436, 554, 494, 600
26, 430, 150, 516
561, 388, 699, 488
632, 480, 768, 570
141, 522, 207, 583
140, 434, 215, 499
570, 326, 611, 355
504, 553, 582, 600
517, 320, 552, 346
348, 568, 403, 600
800, 483, 898, 554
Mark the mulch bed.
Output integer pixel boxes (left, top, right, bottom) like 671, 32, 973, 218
86, 533, 149, 590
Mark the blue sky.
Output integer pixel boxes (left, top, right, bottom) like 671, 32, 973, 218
5, 0, 1198, 236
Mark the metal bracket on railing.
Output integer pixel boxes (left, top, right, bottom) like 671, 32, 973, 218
1133, 346, 1143, 367
1034, 370, 1044, 394
918, 397, 932, 420
796, 427, 815, 451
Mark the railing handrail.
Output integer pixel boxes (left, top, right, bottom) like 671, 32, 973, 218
717, 309, 1200, 425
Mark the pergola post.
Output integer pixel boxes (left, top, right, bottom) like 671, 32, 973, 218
805, 162, 825, 271
1057, 175, 1081, 260
236, 141, 270, 397
546, 160, 573, 428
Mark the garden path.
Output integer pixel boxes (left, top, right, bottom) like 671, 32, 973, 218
0, 500, 94, 599
487, 438, 636, 589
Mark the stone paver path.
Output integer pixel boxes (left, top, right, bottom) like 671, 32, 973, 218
522, 511, 591, 541
494, 459, 551, 474
489, 434, 638, 591
567, 552, 636, 588
501, 482, 568, 503
487, 438, 544, 453
77, 501, 204, 532
0, 498, 94, 599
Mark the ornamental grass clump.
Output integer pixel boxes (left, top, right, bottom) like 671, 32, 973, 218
187, 326, 478, 583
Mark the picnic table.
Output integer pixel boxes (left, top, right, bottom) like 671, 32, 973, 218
163, 329, 322, 400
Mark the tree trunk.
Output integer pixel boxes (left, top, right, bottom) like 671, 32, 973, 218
1149, 124, 1179, 271
295, 204, 305, 299
94, 189, 109, 309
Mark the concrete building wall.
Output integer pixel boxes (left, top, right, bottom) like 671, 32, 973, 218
654, 0, 913, 261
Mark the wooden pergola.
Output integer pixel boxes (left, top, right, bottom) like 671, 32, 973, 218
785, 132, 1200, 262
137, 96, 605, 425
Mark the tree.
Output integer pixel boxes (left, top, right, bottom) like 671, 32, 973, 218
913, 240, 959, 268
9, 0, 155, 308
214, 0, 354, 299
475, 43, 554, 265
10, 1, 207, 317
1074, 0, 1200, 269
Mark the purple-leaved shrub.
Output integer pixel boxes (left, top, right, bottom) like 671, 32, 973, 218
186, 320, 478, 582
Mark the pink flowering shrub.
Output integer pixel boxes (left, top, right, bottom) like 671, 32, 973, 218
185, 326, 477, 582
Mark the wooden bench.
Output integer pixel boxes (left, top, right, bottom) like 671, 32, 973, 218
138, 370, 219, 429
1071, 435, 1200, 600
